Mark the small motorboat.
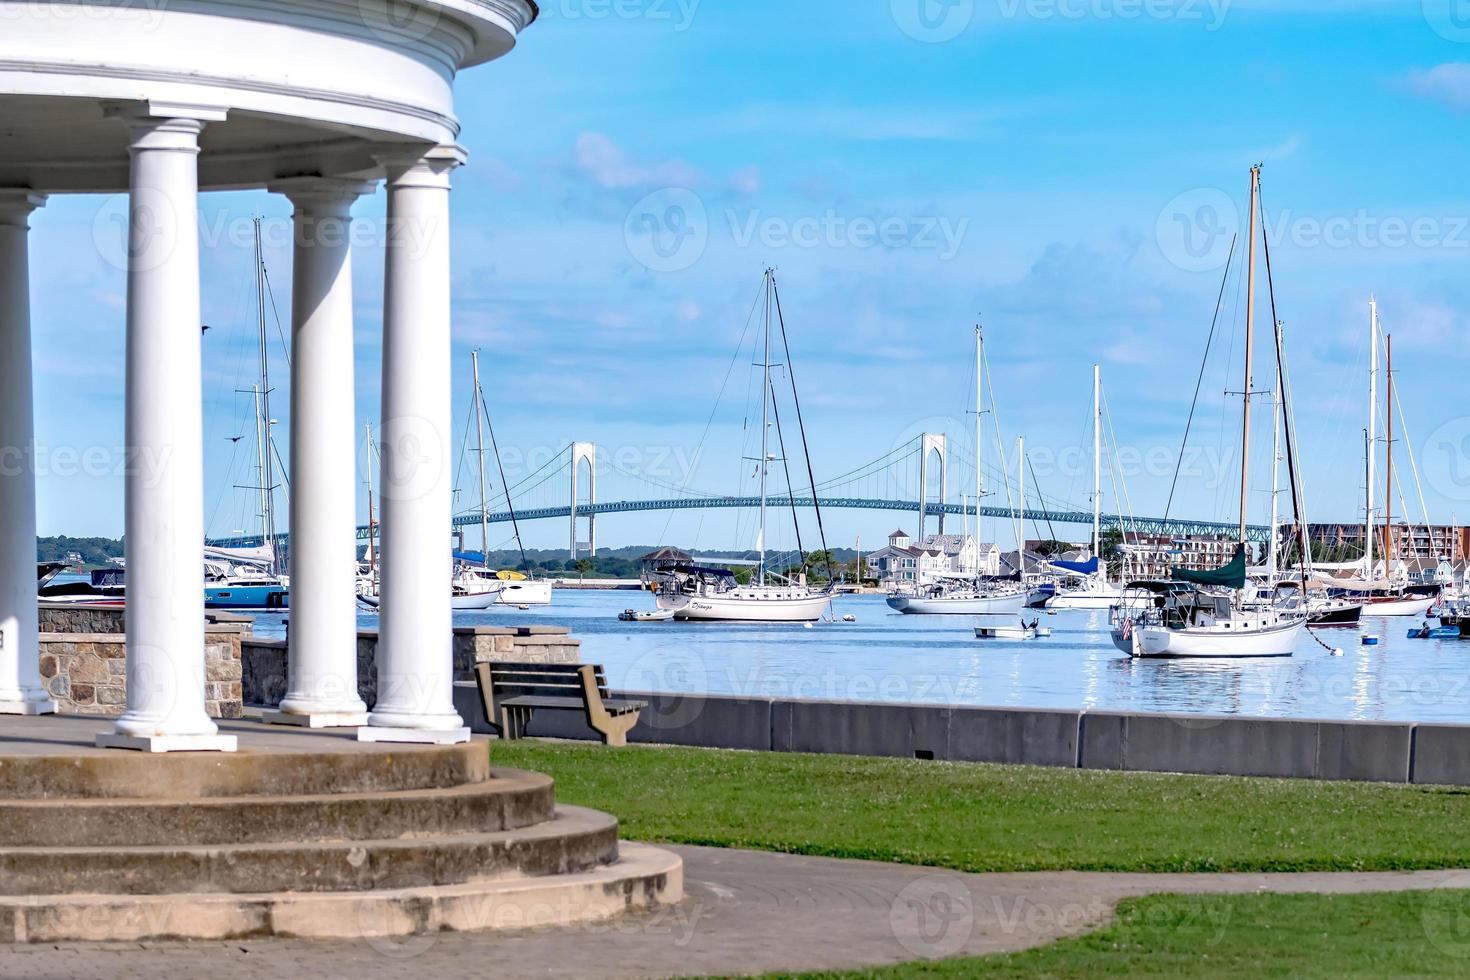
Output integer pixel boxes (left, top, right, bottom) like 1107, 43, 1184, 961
619, 608, 675, 623
1407, 626, 1460, 640
976, 618, 1046, 641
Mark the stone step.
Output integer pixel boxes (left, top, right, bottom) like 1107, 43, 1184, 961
0, 739, 491, 800
0, 768, 555, 847
0, 805, 619, 896
0, 842, 683, 943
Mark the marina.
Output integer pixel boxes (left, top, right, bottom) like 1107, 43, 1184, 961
235, 591, 1470, 726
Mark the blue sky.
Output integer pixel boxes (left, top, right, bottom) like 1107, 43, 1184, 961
27, 0, 1470, 555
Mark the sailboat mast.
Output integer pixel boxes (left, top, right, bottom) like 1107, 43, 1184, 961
975, 324, 984, 584
1269, 350, 1282, 583
365, 422, 376, 573
1092, 364, 1101, 565
252, 383, 267, 557
253, 217, 277, 576
1239, 165, 1260, 549
472, 350, 491, 569
758, 270, 772, 586
1367, 297, 1378, 574
1017, 436, 1026, 560
1386, 332, 1394, 570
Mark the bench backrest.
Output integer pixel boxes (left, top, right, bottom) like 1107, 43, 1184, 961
486, 661, 610, 701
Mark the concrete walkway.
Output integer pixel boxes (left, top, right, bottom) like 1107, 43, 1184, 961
6, 845, 1469, 979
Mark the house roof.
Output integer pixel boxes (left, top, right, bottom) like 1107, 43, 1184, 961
889, 528, 909, 538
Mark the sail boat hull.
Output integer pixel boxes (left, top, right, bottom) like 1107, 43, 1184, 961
1362, 595, 1437, 617
887, 592, 1027, 615
1113, 616, 1304, 658
659, 589, 832, 622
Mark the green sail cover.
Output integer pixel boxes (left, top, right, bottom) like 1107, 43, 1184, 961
1171, 545, 1247, 590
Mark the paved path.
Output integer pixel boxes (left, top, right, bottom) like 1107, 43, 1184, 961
5, 845, 1469, 979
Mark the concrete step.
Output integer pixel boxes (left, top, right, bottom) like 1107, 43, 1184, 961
0, 805, 619, 896
0, 768, 556, 847
0, 842, 683, 943
0, 739, 492, 800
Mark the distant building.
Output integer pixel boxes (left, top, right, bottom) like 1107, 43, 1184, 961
1286, 523, 1470, 563
867, 528, 996, 587
1117, 535, 1240, 580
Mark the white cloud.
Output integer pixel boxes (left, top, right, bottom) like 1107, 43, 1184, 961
1405, 63, 1470, 113
728, 165, 762, 196
572, 132, 700, 190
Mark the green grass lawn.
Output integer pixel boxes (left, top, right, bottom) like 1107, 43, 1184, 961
492, 741, 1470, 873
778, 890, 1470, 977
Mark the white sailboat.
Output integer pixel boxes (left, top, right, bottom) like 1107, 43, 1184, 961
1046, 365, 1148, 610
887, 324, 1027, 616
651, 270, 834, 623
455, 350, 551, 607
1111, 166, 1306, 659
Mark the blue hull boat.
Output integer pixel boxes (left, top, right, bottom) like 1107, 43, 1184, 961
204, 584, 289, 610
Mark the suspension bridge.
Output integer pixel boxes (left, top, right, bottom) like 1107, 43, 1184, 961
206, 434, 1271, 553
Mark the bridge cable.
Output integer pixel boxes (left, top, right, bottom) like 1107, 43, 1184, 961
1164, 233, 1239, 523
771, 276, 835, 584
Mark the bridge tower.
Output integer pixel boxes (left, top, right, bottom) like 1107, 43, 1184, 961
570, 442, 596, 559
918, 433, 948, 538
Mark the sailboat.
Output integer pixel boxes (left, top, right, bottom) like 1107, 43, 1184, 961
1045, 366, 1149, 610
205, 218, 289, 611
887, 324, 1027, 615
1310, 302, 1438, 617
358, 350, 552, 610
1110, 166, 1306, 659
649, 270, 834, 623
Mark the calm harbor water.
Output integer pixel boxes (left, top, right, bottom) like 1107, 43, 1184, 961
246, 590, 1470, 725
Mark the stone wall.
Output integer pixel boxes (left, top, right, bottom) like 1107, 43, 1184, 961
241, 626, 580, 710
39, 624, 246, 719
38, 603, 125, 635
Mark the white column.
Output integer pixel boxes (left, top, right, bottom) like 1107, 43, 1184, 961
360, 145, 469, 744
0, 191, 55, 716
98, 108, 235, 753
263, 178, 375, 729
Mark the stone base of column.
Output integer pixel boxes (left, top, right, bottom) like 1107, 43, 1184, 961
94, 732, 239, 754
356, 726, 471, 746
0, 699, 57, 716
261, 709, 370, 729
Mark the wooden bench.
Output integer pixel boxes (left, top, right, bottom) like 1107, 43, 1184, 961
473, 661, 647, 747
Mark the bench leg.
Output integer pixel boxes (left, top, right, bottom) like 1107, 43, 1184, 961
592, 710, 639, 748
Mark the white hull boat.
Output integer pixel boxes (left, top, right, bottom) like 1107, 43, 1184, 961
620, 607, 675, 622
888, 591, 1027, 615
1362, 595, 1437, 618
658, 588, 832, 623
1112, 613, 1304, 659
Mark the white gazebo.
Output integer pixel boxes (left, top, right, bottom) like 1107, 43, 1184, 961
0, 0, 538, 750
